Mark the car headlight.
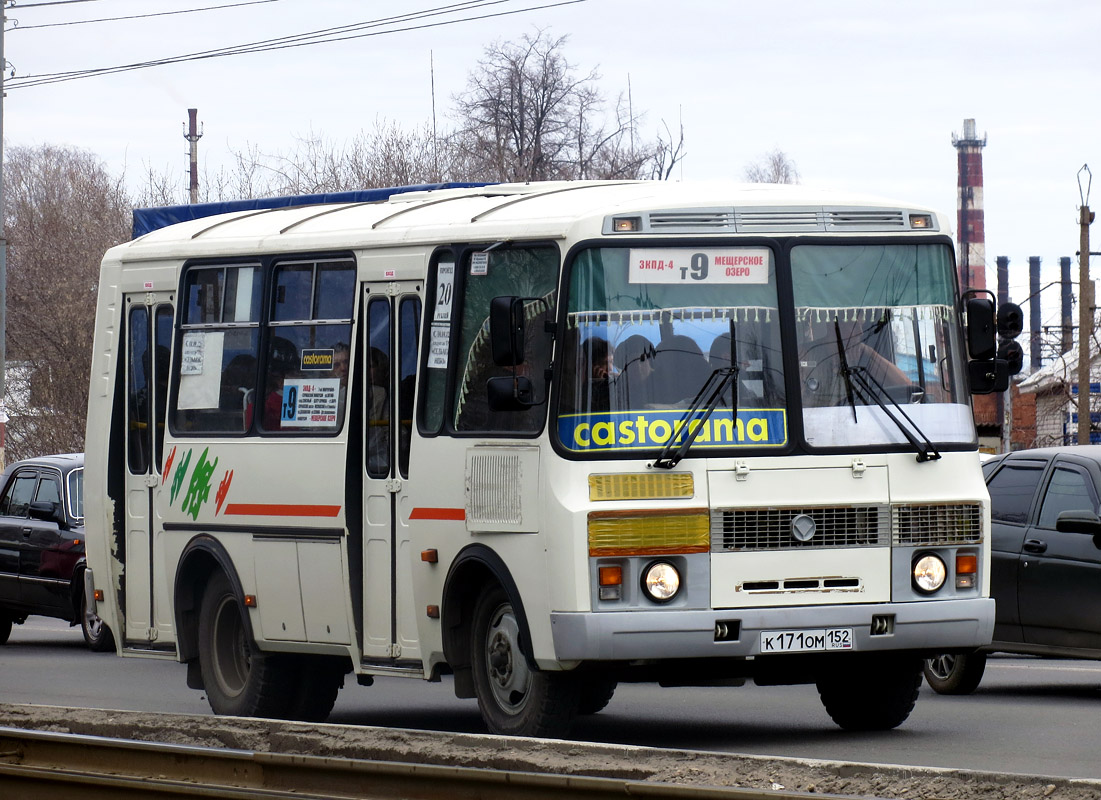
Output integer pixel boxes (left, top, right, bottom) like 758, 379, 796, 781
912, 554, 947, 594
642, 561, 681, 602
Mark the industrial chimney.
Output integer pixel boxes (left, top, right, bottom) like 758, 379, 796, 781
952, 119, 988, 292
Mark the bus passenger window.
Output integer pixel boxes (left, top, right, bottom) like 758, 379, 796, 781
173, 264, 262, 434
263, 259, 354, 434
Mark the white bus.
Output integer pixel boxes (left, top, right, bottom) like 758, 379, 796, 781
84, 180, 1008, 737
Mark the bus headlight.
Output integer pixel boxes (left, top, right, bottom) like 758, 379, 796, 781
912, 554, 947, 594
642, 561, 681, 603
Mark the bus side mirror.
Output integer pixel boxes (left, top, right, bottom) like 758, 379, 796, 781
965, 297, 997, 360
490, 296, 525, 366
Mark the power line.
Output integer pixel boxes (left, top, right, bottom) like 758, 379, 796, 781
11, 0, 282, 30
6, 0, 586, 89
6, 0, 106, 8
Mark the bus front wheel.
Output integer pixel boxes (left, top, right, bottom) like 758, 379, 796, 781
470, 586, 580, 737
816, 654, 922, 731
198, 572, 294, 718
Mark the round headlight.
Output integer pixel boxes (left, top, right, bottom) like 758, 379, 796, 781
913, 554, 947, 594
642, 561, 681, 602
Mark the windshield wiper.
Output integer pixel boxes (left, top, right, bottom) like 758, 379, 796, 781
652, 324, 739, 470
833, 320, 941, 463
834, 320, 859, 423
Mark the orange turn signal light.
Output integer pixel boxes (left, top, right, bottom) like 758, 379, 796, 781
956, 554, 978, 574
599, 565, 623, 587
243, 594, 258, 608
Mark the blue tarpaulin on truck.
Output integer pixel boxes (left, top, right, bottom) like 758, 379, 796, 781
131, 182, 493, 238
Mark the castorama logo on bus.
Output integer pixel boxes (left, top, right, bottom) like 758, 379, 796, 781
557, 408, 787, 453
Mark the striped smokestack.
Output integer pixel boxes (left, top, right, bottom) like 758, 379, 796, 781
952, 119, 988, 292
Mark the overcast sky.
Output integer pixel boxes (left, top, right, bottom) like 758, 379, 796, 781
4, 0, 1099, 329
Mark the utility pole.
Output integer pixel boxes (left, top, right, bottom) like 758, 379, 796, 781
1078, 165, 1094, 445
0, 2, 9, 470
184, 108, 203, 204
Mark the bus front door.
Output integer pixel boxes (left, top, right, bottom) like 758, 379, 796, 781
360, 282, 422, 662
122, 294, 174, 645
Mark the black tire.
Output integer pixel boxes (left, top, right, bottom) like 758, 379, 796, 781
285, 656, 344, 722
0, 612, 11, 645
198, 572, 294, 718
816, 654, 923, 731
471, 586, 580, 737
578, 677, 618, 715
923, 652, 987, 695
80, 586, 116, 652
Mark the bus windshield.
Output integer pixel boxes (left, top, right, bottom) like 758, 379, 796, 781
557, 241, 972, 457
558, 245, 786, 455
793, 243, 971, 449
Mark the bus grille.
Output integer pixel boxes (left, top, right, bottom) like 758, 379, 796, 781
893, 503, 982, 546
711, 506, 888, 551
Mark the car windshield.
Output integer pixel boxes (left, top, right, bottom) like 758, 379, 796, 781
792, 243, 972, 448
557, 246, 786, 456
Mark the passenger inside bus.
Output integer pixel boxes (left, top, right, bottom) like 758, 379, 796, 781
221, 353, 257, 431
581, 336, 617, 411
333, 342, 350, 421
261, 337, 298, 431
651, 335, 712, 406
612, 334, 657, 409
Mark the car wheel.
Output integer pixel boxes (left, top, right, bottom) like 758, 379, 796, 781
923, 652, 987, 695
198, 572, 295, 718
816, 654, 923, 731
80, 587, 115, 652
0, 612, 11, 645
471, 585, 580, 737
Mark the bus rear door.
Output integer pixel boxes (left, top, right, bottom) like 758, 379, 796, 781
122, 293, 174, 645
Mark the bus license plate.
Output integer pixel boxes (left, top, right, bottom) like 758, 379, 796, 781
760, 628, 853, 653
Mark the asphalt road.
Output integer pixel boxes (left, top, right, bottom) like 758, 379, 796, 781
3, 618, 1100, 779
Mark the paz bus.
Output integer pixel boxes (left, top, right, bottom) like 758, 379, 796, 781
83, 180, 1013, 737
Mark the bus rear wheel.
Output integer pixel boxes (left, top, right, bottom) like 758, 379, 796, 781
816, 654, 922, 731
198, 572, 294, 719
471, 586, 580, 737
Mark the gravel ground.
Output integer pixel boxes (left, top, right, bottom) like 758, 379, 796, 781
1, 703, 1098, 799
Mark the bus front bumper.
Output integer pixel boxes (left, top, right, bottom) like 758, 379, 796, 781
549, 598, 994, 661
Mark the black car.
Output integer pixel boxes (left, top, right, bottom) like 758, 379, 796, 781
925, 445, 1101, 693
0, 453, 113, 650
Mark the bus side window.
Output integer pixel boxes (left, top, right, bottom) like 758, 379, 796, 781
173, 265, 262, 434
452, 246, 558, 434
262, 259, 354, 434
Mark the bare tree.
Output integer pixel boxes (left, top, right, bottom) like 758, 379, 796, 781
451, 30, 673, 181
744, 148, 800, 184
4, 144, 132, 460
